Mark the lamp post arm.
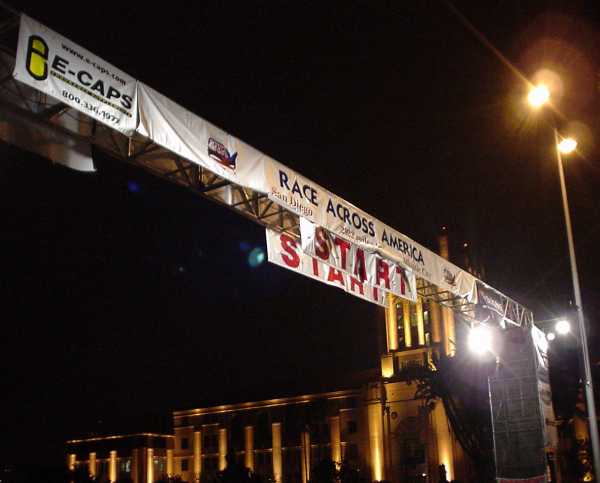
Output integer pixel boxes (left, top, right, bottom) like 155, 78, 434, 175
554, 127, 600, 481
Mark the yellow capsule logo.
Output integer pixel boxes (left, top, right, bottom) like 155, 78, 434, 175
26, 35, 48, 81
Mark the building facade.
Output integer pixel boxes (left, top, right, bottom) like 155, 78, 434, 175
65, 233, 560, 483
66, 433, 174, 483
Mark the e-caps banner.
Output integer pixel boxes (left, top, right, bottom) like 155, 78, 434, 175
266, 162, 477, 302
300, 218, 416, 302
266, 228, 387, 307
13, 15, 138, 135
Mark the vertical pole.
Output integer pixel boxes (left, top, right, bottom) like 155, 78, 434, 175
416, 297, 426, 346
166, 449, 174, 478
330, 416, 342, 466
430, 300, 442, 344
132, 449, 139, 483
193, 430, 202, 481
301, 430, 311, 483
272, 422, 283, 483
146, 448, 153, 483
245, 426, 255, 471
109, 450, 117, 483
218, 428, 227, 471
67, 454, 76, 472
89, 452, 96, 479
402, 300, 412, 348
555, 128, 600, 482
386, 293, 399, 351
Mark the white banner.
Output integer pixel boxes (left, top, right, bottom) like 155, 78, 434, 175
300, 218, 416, 302
13, 15, 138, 135
266, 162, 477, 302
136, 83, 268, 192
531, 325, 558, 449
266, 228, 387, 307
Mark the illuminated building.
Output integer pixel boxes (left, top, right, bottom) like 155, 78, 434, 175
65, 232, 559, 482
66, 433, 174, 483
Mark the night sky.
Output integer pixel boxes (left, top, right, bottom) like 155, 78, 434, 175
3, 0, 600, 469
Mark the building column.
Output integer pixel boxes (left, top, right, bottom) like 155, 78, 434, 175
67, 454, 76, 472
385, 293, 398, 351
432, 400, 454, 482
193, 430, 202, 481
109, 450, 117, 483
437, 229, 455, 357
88, 452, 97, 478
272, 422, 283, 483
430, 300, 442, 344
218, 428, 227, 471
442, 306, 456, 357
367, 401, 385, 482
132, 448, 139, 483
146, 448, 154, 483
402, 300, 412, 348
416, 297, 425, 346
329, 416, 341, 466
244, 426, 255, 471
166, 449, 174, 478
301, 430, 311, 483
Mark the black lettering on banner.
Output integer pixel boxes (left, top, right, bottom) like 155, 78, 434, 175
106, 86, 121, 100
279, 170, 290, 190
26, 35, 49, 80
90, 79, 105, 96
120, 95, 133, 110
368, 221, 375, 237
77, 70, 92, 86
51, 55, 69, 75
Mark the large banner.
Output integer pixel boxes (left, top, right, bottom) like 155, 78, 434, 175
9, 13, 535, 323
266, 162, 477, 302
266, 228, 387, 307
300, 218, 416, 301
13, 15, 138, 135
136, 83, 268, 192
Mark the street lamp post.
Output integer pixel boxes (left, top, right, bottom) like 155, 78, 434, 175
553, 126, 600, 482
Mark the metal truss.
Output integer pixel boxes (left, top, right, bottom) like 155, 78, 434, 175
0, 4, 534, 328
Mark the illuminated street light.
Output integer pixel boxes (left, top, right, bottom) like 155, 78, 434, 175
558, 137, 577, 154
526, 79, 600, 481
546, 332, 556, 341
555, 319, 571, 335
528, 84, 550, 108
468, 325, 492, 355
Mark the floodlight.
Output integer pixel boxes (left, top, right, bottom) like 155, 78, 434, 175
468, 325, 493, 355
555, 319, 571, 335
558, 137, 577, 154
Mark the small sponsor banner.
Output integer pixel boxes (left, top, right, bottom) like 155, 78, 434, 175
13, 15, 138, 135
136, 83, 268, 192
532, 325, 558, 448
266, 228, 387, 307
300, 218, 416, 302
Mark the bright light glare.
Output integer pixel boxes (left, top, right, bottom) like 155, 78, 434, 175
547, 332, 556, 341
555, 319, 571, 335
558, 137, 577, 154
528, 85, 550, 108
468, 325, 493, 355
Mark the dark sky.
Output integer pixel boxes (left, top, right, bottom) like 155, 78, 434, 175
3, 0, 600, 468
